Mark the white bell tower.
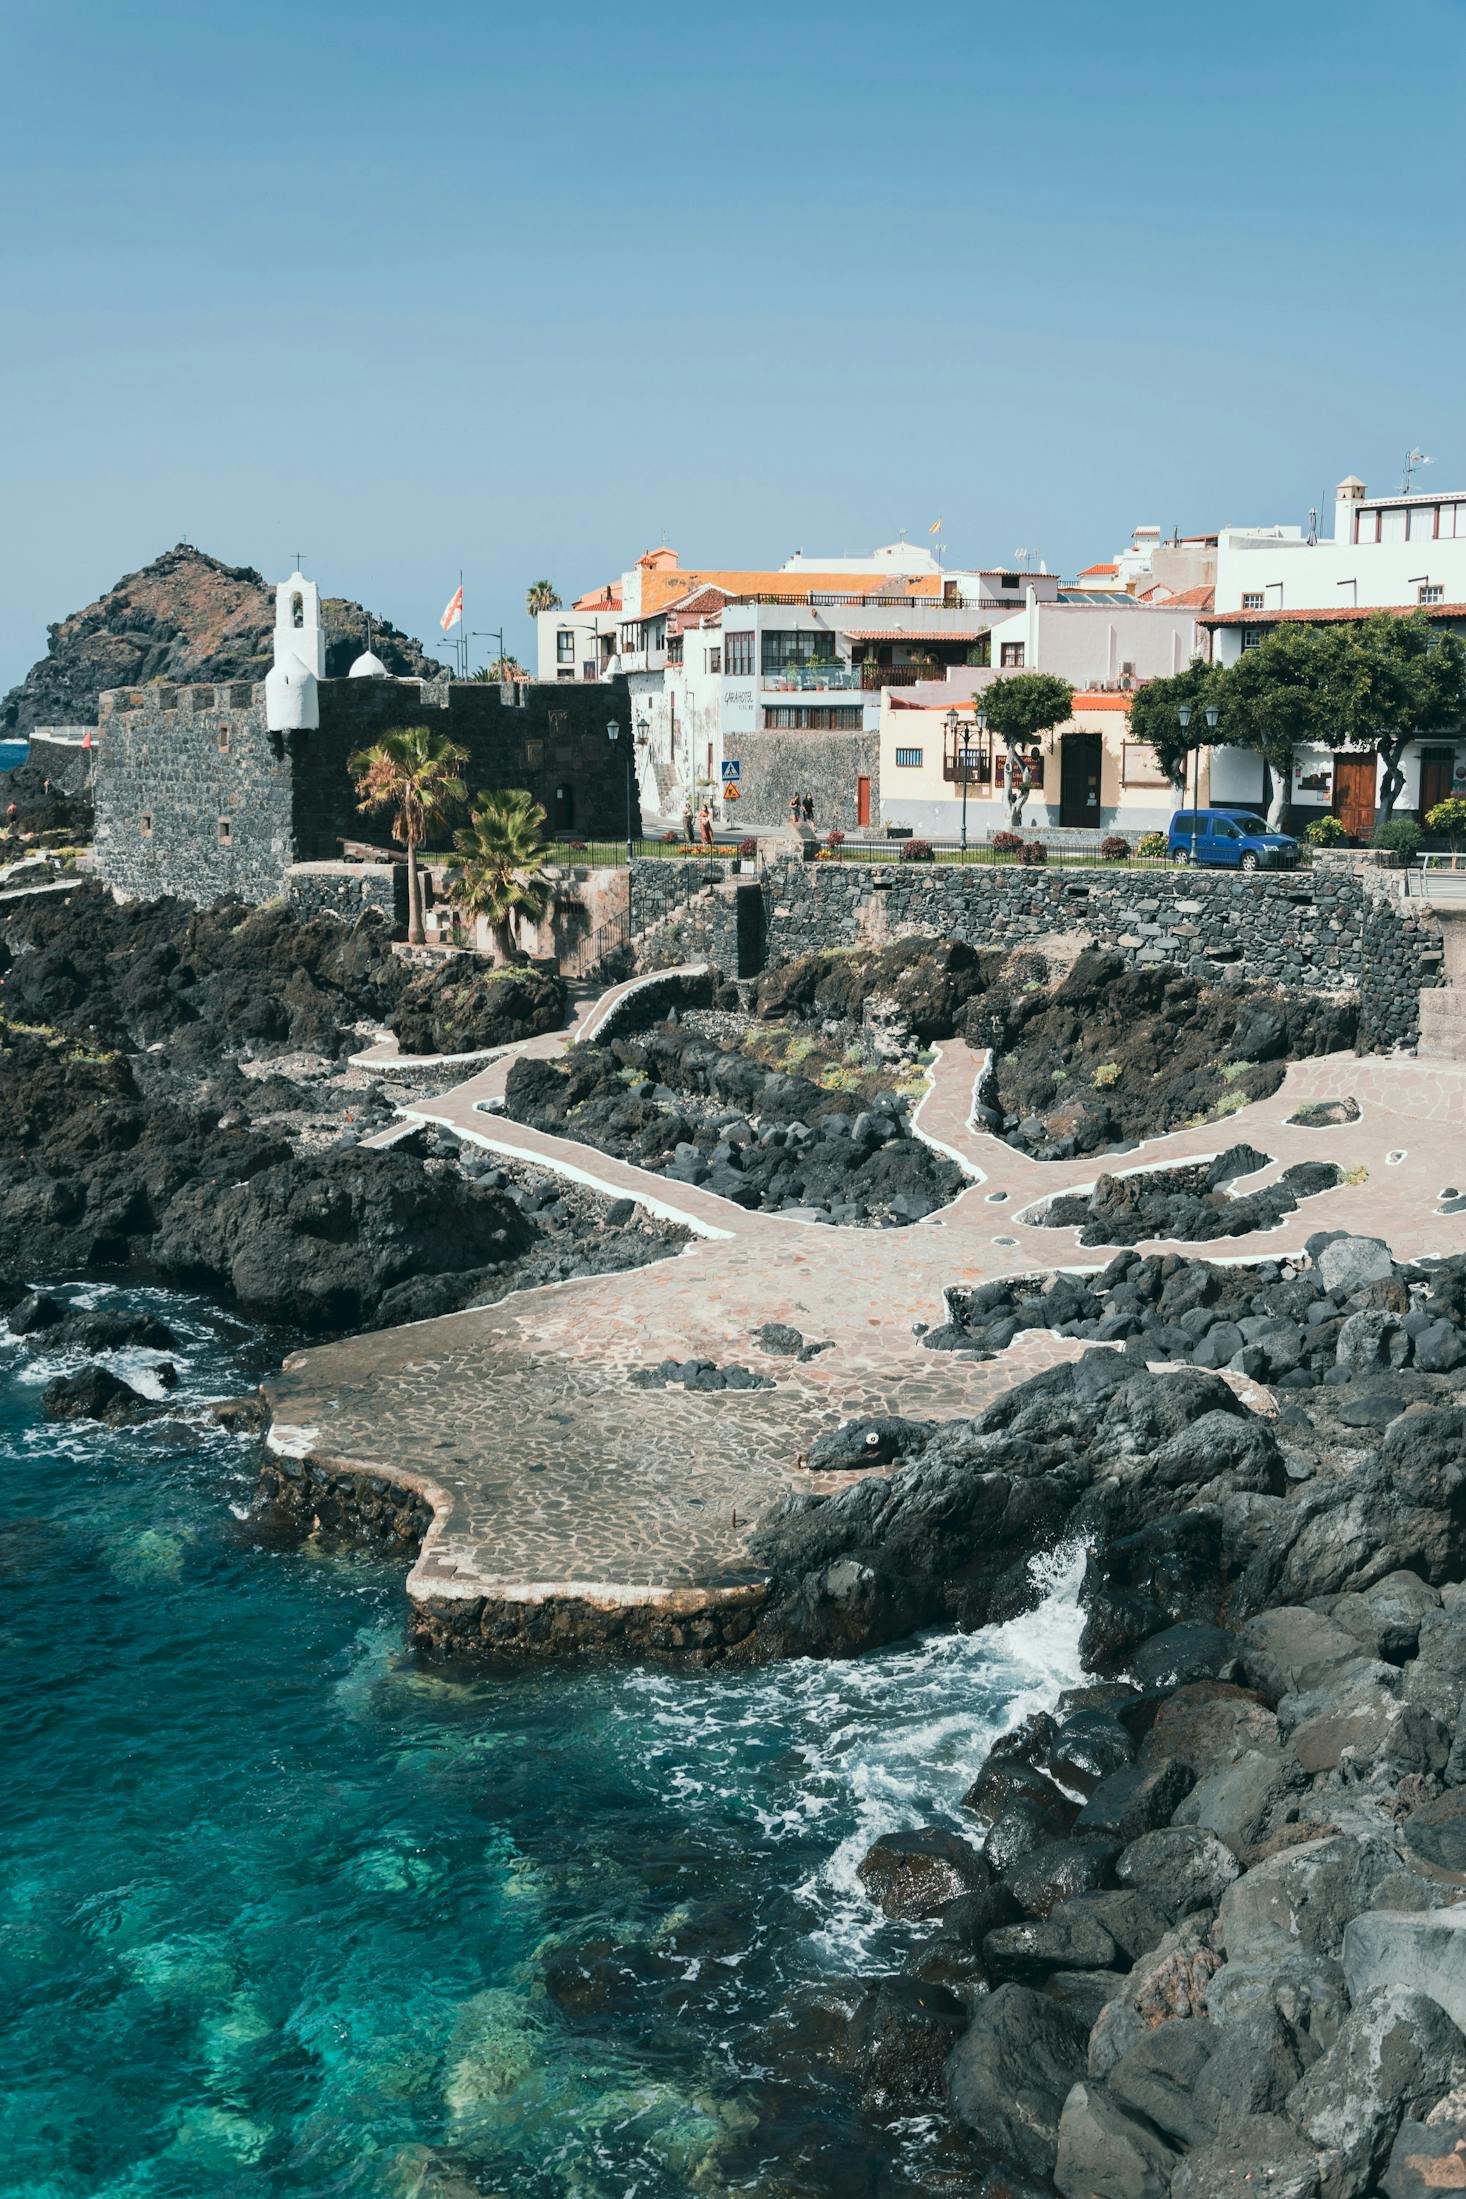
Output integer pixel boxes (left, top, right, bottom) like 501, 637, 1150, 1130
264, 570, 324, 731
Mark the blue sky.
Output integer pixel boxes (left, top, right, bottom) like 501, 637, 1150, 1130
1, 0, 1462, 690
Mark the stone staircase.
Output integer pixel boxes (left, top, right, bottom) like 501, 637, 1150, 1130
1417, 908, 1466, 1059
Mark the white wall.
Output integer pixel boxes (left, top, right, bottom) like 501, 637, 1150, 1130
985, 600, 1201, 683
1214, 502, 1466, 617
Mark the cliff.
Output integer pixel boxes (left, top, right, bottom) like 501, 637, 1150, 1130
1, 544, 443, 731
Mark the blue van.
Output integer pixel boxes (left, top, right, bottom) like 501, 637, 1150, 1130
1167, 807, 1300, 871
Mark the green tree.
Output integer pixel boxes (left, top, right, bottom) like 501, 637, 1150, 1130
1125, 659, 1229, 804
526, 581, 562, 617
349, 726, 468, 946
1326, 611, 1466, 822
980, 672, 1075, 823
448, 789, 553, 964
1427, 795, 1466, 865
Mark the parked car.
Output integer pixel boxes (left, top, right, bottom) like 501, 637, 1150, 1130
1167, 808, 1300, 871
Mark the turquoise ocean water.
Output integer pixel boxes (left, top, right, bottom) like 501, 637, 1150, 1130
0, 739, 28, 774
0, 1286, 1082, 2197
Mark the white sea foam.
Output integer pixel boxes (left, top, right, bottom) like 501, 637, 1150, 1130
624, 1540, 1087, 1970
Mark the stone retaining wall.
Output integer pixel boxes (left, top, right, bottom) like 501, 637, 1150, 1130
408, 1584, 766, 1664
626, 857, 1444, 1048
284, 859, 406, 929
257, 1448, 432, 1554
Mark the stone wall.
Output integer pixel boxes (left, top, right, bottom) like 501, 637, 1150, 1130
94, 671, 640, 908
284, 860, 406, 928
94, 682, 294, 905
25, 731, 95, 797
625, 855, 1444, 1049
728, 727, 880, 832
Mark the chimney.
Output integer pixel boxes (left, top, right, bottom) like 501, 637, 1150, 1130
1334, 475, 1367, 543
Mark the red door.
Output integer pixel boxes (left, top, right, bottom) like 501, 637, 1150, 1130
1420, 746, 1455, 819
856, 775, 871, 827
1331, 753, 1377, 842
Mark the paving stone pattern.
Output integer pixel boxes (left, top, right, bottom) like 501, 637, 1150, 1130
268, 967, 1466, 1638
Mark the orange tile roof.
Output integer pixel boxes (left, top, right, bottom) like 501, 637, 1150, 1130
571, 583, 621, 611
1070, 691, 1133, 710
1201, 601, 1466, 627
1078, 562, 1120, 577
634, 566, 948, 616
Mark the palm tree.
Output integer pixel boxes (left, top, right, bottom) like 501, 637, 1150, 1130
448, 789, 553, 964
526, 580, 562, 617
473, 655, 525, 683
349, 725, 468, 946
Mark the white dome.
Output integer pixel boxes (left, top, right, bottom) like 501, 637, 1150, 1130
348, 649, 388, 679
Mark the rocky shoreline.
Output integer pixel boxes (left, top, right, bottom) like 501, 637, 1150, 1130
739, 1237, 1466, 2194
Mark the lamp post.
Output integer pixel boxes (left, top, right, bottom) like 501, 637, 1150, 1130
946, 707, 967, 854
1176, 702, 1221, 863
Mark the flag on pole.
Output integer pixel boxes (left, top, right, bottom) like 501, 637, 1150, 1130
440, 585, 463, 633
929, 518, 942, 535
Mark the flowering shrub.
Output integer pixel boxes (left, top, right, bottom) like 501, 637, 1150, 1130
826, 828, 845, 848
660, 831, 680, 845
901, 838, 934, 863
1018, 839, 1048, 866
1099, 834, 1130, 862
1136, 831, 1168, 860
569, 838, 588, 850
738, 837, 759, 858
1306, 814, 1349, 848
989, 830, 1023, 858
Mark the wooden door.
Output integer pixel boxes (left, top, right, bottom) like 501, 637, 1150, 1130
1059, 734, 1101, 828
1419, 747, 1456, 818
1331, 753, 1377, 841
856, 775, 871, 827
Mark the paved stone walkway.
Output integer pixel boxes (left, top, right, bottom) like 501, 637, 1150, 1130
268, 974, 1466, 1631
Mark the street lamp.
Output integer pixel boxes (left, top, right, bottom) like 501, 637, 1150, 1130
1176, 702, 1221, 863
945, 707, 967, 854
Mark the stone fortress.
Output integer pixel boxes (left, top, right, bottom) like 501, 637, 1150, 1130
92, 571, 636, 910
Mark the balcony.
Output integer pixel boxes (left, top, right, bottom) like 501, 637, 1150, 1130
759, 663, 861, 691
609, 647, 667, 676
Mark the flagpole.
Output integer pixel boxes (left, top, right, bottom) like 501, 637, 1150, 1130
458, 567, 465, 679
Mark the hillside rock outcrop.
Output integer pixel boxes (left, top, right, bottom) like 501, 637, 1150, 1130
1, 543, 440, 731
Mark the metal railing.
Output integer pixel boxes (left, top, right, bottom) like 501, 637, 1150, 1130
759, 664, 861, 690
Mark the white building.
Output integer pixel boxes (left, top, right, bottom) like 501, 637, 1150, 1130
1201, 474, 1466, 832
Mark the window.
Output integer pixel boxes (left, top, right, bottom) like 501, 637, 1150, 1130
290, 592, 304, 629
556, 629, 575, 664
1241, 628, 1264, 652
525, 740, 544, 766
724, 631, 755, 678
1241, 592, 1264, 611
761, 630, 830, 673
217, 818, 232, 846
761, 705, 863, 730
708, 649, 721, 674
1355, 508, 1380, 544
556, 667, 573, 679
895, 746, 924, 768
1000, 573, 1019, 592
581, 661, 595, 681
139, 812, 153, 836
1420, 583, 1445, 605
1409, 505, 1436, 541
1174, 814, 1194, 836
667, 635, 684, 665
999, 642, 1025, 668
217, 726, 230, 753
1001, 749, 1045, 788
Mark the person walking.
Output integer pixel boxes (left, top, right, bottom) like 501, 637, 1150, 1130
789, 791, 801, 830
802, 791, 815, 826
682, 802, 695, 845
698, 800, 715, 847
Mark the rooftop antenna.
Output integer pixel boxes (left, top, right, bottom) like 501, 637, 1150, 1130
1402, 448, 1434, 494
1015, 546, 1040, 571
